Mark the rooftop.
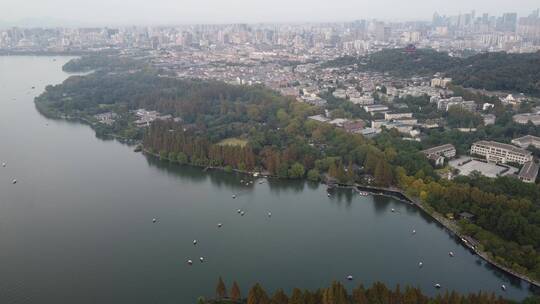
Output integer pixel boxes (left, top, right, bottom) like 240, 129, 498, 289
473, 140, 532, 156
422, 144, 455, 155
518, 161, 540, 180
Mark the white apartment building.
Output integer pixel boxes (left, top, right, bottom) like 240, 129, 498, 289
384, 112, 413, 120
422, 144, 457, 159
431, 77, 452, 88
512, 135, 540, 149
471, 140, 533, 165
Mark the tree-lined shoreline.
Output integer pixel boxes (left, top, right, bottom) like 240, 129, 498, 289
33, 55, 540, 289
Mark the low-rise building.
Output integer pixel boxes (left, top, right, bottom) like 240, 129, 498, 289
422, 144, 457, 159
446, 100, 477, 112
431, 77, 452, 88
363, 104, 389, 114
349, 95, 374, 105
471, 140, 533, 165
361, 127, 381, 138
437, 97, 476, 112
94, 112, 117, 125
343, 120, 366, 134
513, 113, 540, 125
329, 118, 349, 128
384, 112, 413, 121
511, 135, 540, 149
308, 114, 330, 123
482, 114, 496, 126
518, 161, 539, 183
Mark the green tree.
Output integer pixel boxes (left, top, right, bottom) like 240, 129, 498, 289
177, 152, 188, 164
307, 169, 320, 181
289, 162, 305, 179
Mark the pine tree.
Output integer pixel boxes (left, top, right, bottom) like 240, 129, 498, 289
288, 288, 303, 304
231, 281, 241, 302
216, 276, 227, 299
270, 288, 289, 304
247, 283, 270, 304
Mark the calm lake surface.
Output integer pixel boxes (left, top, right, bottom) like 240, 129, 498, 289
0, 56, 537, 303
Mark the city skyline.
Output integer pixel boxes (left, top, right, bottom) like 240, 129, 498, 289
1, 0, 539, 27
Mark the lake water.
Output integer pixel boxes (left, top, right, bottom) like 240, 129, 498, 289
0, 56, 536, 303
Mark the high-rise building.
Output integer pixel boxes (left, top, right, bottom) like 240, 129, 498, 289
498, 13, 518, 32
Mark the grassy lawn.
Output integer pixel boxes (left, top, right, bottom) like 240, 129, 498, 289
217, 138, 248, 147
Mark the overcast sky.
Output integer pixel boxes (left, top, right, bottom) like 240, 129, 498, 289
1, 0, 539, 26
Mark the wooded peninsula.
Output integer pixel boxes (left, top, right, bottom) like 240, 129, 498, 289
34, 54, 540, 285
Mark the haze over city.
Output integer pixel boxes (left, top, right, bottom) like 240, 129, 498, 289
1, 0, 540, 26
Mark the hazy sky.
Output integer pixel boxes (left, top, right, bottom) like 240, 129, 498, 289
1, 0, 539, 26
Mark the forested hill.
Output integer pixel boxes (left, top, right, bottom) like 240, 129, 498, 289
324, 49, 540, 95
452, 51, 540, 94
62, 54, 148, 73
323, 48, 459, 75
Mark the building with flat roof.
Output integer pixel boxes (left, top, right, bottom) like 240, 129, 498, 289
422, 144, 457, 159
471, 140, 533, 165
518, 161, 539, 183
384, 112, 413, 121
363, 104, 389, 114
512, 135, 540, 149
482, 114, 496, 126
513, 113, 540, 125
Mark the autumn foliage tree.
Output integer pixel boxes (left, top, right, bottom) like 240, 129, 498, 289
230, 281, 241, 302
216, 277, 227, 300
247, 283, 270, 304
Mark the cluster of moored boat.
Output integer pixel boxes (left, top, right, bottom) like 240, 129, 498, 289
1, 161, 17, 184
152, 176, 275, 268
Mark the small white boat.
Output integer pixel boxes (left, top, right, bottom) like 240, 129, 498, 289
240, 211, 245, 216
187, 259, 193, 265
217, 223, 223, 228
268, 212, 272, 217
501, 284, 506, 291
412, 229, 416, 234
449, 251, 454, 257
346, 275, 353, 281
327, 193, 331, 197
193, 240, 198, 245
237, 209, 242, 214
12, 179, 17, 184
434, 283, 441, 289
199, 257, 204, 263
232, 194, 237, 199
391, 208, 395, 212
418, 262, 423, 268
2, 162, 6, 167
259, 181, 264, 184
152, 218, 157, 223
253, 172, 259, 177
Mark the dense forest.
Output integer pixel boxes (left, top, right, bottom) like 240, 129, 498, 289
62, 53, 148, 72
324, 49, 540, 96
201, 278, 538, 304
35, 57, 540, 282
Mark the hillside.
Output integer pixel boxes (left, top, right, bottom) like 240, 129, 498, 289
324, 49, 540, 95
